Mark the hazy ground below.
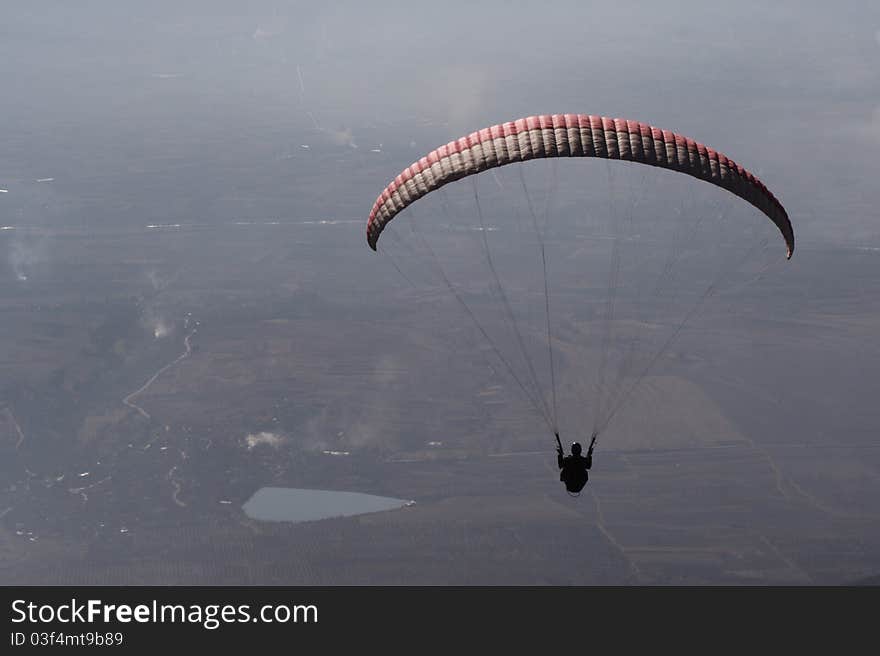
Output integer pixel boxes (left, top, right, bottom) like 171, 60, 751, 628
1, 211, 878, 585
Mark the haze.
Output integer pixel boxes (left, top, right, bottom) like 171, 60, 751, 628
0, 1, 878, 584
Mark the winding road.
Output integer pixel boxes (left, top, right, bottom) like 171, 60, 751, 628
123, 329, 196, 420
2, 408, 26, 449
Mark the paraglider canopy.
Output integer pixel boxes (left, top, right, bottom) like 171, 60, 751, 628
366, 114, 793, 259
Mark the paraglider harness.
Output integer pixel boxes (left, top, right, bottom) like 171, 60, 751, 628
556, 432, 596, 496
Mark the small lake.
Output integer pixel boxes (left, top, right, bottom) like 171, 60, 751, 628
242, 487, 413, 523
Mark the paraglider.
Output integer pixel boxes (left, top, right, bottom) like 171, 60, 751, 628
365, 113, 793, 488
557, 433, 596, 495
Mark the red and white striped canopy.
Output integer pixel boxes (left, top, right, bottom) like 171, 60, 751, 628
366, 114, 793, 258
